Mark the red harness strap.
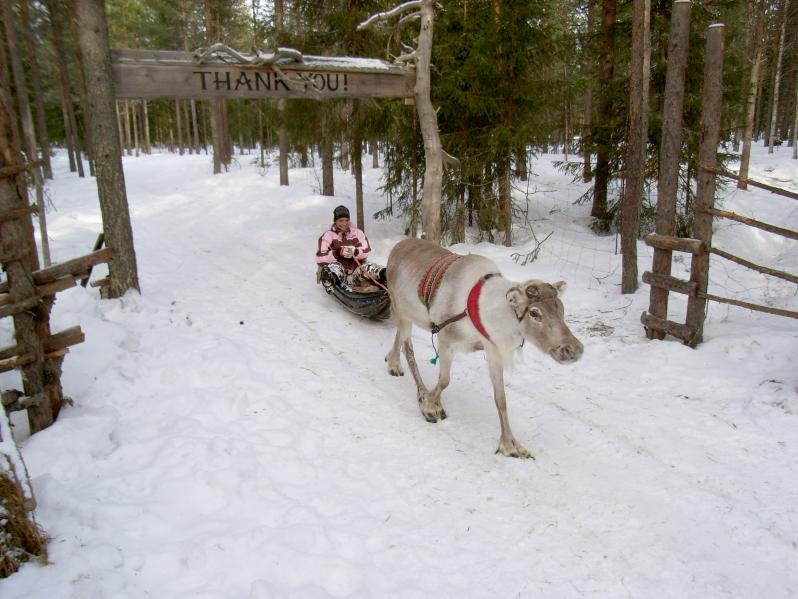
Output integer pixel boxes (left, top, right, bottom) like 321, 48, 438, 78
418, 253, 462, 308
466, 274, 496, 341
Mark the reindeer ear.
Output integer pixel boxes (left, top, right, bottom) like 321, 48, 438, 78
525, 284, 542, 300
552, 281, 568, 296
506, 286, 527, 318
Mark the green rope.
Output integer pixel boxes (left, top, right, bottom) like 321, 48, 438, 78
430, 331, 439, 365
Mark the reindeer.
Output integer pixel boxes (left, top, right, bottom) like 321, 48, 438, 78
385, 238, 583, 458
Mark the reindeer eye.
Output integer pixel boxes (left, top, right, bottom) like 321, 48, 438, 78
528, 307, 543, 322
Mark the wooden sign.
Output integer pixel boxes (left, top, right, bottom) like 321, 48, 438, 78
111, 49, 415, 101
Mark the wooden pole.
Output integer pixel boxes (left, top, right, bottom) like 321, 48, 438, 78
647, 0, 691, 336
698, 206, 798, 241
685, 24, 725, 347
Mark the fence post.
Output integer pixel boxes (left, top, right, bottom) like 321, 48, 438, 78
647, 0, 691, 338
685, 24, 725, 347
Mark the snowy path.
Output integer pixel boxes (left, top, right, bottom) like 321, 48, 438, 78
3, 149, 797, 598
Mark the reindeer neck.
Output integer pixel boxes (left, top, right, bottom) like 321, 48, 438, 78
478, 275, 523, 338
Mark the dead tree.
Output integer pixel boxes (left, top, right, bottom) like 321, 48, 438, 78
359, 0, 457, 245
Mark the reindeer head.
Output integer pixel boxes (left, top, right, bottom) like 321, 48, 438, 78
506, 280, 583, 364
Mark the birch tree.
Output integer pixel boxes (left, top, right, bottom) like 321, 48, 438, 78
359, 0, 456, 245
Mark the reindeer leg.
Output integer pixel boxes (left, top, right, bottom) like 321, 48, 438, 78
403, 339, 445, 423
426, 334, 455, 416
385, 318, 410, 376
486, 351, 531, 459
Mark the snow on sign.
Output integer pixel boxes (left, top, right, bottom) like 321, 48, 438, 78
111, 47, 415, 100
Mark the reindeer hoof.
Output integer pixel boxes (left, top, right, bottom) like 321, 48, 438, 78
419, 394, 447, 422
496, 439, 533, 460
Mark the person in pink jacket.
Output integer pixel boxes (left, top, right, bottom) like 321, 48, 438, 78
316, 205, 384, 292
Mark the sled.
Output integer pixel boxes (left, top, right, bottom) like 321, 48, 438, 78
317, 265, 391, 320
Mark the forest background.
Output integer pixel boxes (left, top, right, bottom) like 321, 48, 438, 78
4, 0, 797, 254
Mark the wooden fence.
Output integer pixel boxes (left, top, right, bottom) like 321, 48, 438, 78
640, 23, 797, 348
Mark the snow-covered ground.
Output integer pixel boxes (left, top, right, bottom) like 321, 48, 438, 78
2, 143, 796, 598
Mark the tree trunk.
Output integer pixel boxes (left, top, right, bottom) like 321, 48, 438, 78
620, 0, 651, 294
321, 107, 334, 196
582, 0, 595, 182
685, 24, 725, 346
793, 72, 798, 159
739, 0, 767, 188
410, 160, 419, 238
258, 101, 265, 167
648, 0, 691, 331
416, 0, 444, 243
353, 133, 364, 231
132, 101, 140, 157
183, 99, 193, 155
68, 7, 95, 176
175, 100, 184, 155
200, 101, 208, 154
190, 99, 199, 153
278, 100, 288, 185
18, 0, 52, 179
0, 66, 61, 432
45, 0, 83, 175
591, 0, 617, 233
143, 100, 151, 153
768, 0, 789, 153
73, 0, 140, 298
2, 0, 50, 266
499, 159, 512, 246
123, 100, 132, 155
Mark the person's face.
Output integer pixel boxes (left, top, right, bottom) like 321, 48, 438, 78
335, 217, 350, 232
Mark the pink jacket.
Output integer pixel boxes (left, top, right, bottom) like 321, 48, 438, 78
315, 225, 371, 271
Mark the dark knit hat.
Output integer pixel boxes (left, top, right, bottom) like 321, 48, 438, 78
333, 205, 350, 220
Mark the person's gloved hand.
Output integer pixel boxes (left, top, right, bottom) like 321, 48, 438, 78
340, 246, 355, 259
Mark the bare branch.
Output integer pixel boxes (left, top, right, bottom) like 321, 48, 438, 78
398, 12, 422, 28
193, 43, 303, 65
358, 1, 423, 30
442, 150, 460, 169
395, 51, 417, 65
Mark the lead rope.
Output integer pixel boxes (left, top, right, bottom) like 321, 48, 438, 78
362, 262, 440, 364
430, 331, 440, 365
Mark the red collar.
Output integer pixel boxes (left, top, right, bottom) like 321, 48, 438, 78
466, 274, 497, 341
